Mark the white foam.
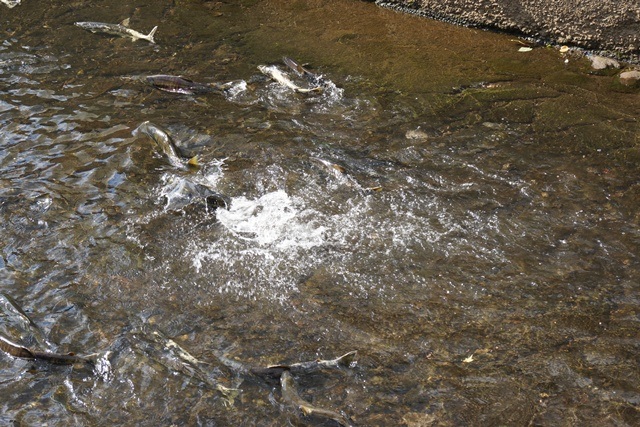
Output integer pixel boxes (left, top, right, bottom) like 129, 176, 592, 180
216, 190, 326, 249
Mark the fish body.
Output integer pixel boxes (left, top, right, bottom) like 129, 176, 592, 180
281, 371, 352, 427
269, 350, 357, 375
134, 121, 187, 168
1, 0, 21, 8
0, 335, 35, 358
146, 75, 217, 95
257, 65, 323, 94
75, 19, 158, 43
311, 157, 347, 179
0, 335, 93, 366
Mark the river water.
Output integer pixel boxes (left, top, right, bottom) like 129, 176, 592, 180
1, 1, 639, 426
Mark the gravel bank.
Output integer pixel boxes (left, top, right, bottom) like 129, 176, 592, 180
374, 0, 640, 63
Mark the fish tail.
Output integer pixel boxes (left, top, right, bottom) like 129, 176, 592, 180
187, 155, 200, 168
146, 26, 158, 43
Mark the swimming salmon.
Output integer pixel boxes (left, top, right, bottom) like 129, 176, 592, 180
75, 18, 158, 43
269, 350, 357, 374
134, 121, 199, 169
145, 75, 225, 95
257, 65, 323, 94
0, 335, 94, 366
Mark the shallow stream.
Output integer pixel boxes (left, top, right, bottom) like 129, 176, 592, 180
1, 1, 639, 425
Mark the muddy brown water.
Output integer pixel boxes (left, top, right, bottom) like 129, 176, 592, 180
1, 1, 639, 426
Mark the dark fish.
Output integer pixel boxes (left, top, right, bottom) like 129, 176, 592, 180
0, 335, 93, 366
134, 121, 199, 169
281, 371, 353, 427
145, 75, 224, 95
211, 350, 357, 383
283, 57, 329, 88
282, 57, 316, 79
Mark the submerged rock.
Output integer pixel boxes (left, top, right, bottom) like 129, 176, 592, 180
618, 70, 640, 87
588, 55, 620, 70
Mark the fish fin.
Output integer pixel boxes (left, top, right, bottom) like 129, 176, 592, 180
187, 155, 200, 167
283, 57, 304, 76
300, 405, 314, 416
120, 18, 130, 27
146, 26, 158, 43
336, 350, 357, 366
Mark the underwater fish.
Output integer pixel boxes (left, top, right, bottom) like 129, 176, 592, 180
311, 157, 347, 178
269, 350, 357, 375
281, 371, 353, 426
145, 75, 227, 95
211, 349, 357, 383
1, 0, 20, 8
0, 335, 94, 366
75, 18, 158, 43
134, 121, 199, 169
257, 64, 323, 94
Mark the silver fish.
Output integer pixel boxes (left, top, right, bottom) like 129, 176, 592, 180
134, 121, 198, 169
257, 65, 323, 94
269, 350, 357, 374
1, 0, 20, 8
281, 371, 353, 427
75, 18, 158, 43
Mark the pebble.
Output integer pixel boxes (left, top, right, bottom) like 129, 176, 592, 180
618, 70, 640, 86
405, 128, 429, 140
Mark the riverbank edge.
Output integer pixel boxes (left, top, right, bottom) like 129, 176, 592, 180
373, 0, 640, 65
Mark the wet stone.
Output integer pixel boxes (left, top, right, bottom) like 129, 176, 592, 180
588, 55, 620, 70
618, 70, 640, 87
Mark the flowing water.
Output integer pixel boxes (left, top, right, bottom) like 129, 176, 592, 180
1, 1, 639, 426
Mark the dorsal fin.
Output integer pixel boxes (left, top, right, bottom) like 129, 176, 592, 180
120, 18, 130, 27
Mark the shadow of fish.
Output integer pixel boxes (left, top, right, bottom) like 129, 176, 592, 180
75, 18, 158, 43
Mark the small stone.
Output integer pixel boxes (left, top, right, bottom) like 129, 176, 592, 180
618, 70, 640, 86
589, 55, 620, 70
405, 128, 429, 140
